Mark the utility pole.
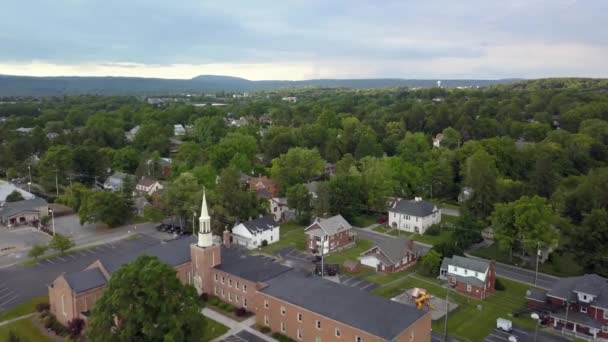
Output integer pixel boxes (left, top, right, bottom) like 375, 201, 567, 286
534, 242, 540, 286
55, 169, 59, 197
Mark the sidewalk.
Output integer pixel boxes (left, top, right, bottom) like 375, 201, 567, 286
202, 308, 277, 342
0, 313, 35, 327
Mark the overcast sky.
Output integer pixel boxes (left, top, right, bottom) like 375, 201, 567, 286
0, 0, 606, 80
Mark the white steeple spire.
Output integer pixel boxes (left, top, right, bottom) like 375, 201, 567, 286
198, 189, 212, 247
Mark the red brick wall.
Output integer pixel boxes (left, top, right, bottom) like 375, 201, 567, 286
486, 262, 496, 294
256, 292, 432, 342
190, 243, 221, 294
211, 269, 260, 311
305, 228, 354, 254
450, 277, 486, 299
49, 276, 76, 326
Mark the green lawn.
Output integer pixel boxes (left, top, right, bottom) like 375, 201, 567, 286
0, 295, 48, 322
351, 214, 378, 228
472, 244, 584, 277
0, 318, 53, 342
363, 265, 418, 285
398, 229, 453, 246
442, 214, 459, 224
372, 225, 390, 234
202, 317, 229, 341
325, 239, 373, 265
373, 273, 536, 342
261, 223, 306, 253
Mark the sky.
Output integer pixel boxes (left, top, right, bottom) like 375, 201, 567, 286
0, 0, 606, 80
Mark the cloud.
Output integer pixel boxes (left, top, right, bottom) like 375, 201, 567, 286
0, 0, 606, 78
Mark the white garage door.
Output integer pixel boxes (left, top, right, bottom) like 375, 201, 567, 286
360, 255, 380, 268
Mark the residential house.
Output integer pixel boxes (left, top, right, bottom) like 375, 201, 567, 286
145, 157, 172, 179
432, 133, 444, 148
458, 187, 473, 203
46, 132, 59, 140
305, 215, 355, 255
0, 198, 48, 227
173, 124, 186, 136
15, 127, 33, 134
360, 237, 422, 273
281, 96, 297, 103
135, 177, 163, 196
0, 181, 35, 206
388, 197, 441, 234
248, 176, 278, 199
103, 172, 131, 192
49, 194, 432, 340
439, 256, 496, 300
232, 215, 280, 249
304, 181, 321, 199
125, 125, 140, 142
526, 274, 608, 340
269, 197, 294, 222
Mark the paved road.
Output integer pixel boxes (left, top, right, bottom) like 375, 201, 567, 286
466, 254, 559, 290
0, 234, 161, 314
440, 207, 460, 217
354, 227, 432, 251
485, 326, 570, 342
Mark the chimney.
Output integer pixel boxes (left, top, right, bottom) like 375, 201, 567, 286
223, 228, 231, 248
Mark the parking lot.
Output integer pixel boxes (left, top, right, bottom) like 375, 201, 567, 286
0, 234, 161, 313
337, 274, 378, 292
485, 327, 570, 342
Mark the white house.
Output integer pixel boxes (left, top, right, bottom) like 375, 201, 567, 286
269, 197, 294, 222
0, 181, 36, 206
388, 197, 441, 234
135, 177, 163, 196
103, 172, 131, 192
232, 215, 280, 249
125, 125, 140, 142
432, 133, 444, 148
173, 124, 186, 136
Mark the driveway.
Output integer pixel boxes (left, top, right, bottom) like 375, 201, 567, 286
440, 207, 460, 217
273, 247, 315, 272
0, 234, 160, 314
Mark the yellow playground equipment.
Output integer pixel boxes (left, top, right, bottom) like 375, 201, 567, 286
411, 288, 433, 310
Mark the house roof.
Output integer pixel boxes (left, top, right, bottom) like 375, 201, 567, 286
0, 198, 48, 218
547, 274, 608, 308
216, 246, 291, 282
0, 181, 36, 202
444, 255, 490, 274
362, 237, 414, 265
306, 215, 352, 237
526, 289, 548, 302
104, 172, 130, 187
260, 270, 426, 340
137, 177, 159, 188
64, 267, 107, 294
388, 198, 438, 217
238, 215, 279, 235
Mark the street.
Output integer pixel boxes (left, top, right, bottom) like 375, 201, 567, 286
485, 326, 570, 342
354, 226, 433, 251
466, 255, 559, 290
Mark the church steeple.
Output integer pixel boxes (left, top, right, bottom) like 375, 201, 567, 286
198, 189, 213, 247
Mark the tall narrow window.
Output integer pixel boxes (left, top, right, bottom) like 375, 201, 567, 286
264, 315, 269, 326
281, 321, 286, 333
297, 329, 302, 340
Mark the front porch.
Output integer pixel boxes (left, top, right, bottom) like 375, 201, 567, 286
548, 310, 607, 341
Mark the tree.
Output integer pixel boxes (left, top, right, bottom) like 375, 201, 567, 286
286, 184, 312, 223
37, 145, 74, 193
270, 148, 325, 193
359, 157, 396, 212
419, 250, 442, 276
28, 244, 47, 260
463, 151, 498, 218
441, 127, 461, 149
491, 196, 560, 260
397, 132, 430, 164
87, 256, 205, 342
208, 132, 257, 171
571, 209, 608, 275
212, 168, 264, 227
7, 330, 20, 342
5, 190, 24, 202
49, 234, 74, 255
79, 191, 130, 227
328, 174, 366, 220
113, 147, 141, 174
162, 172, 201, 231
57, 183, 92, 212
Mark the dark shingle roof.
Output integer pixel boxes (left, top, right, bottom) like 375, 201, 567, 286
389, 198, 438, 217
0, 198, 47, 217
216, 246, 291, 282
239, 215, 279, 235
363, 237, 413, 265
260, 271, 426, 340
64, 267, 107, 293
444, 256, 490, 274
547, 274, 608, 308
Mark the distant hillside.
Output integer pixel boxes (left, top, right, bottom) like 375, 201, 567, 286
0, 74, 521, 96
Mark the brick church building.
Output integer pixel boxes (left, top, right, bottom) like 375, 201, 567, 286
49, 192, 431, 341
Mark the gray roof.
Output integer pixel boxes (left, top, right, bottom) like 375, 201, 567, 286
0, 198, 48, 218
260, 271, 426, 340
0, 181, 36, 202
216, 246, 291, 282
526, 289, 548, 302
238, 215, 279, 235
389, 198, 438, 217
64, 267, 107, 293
363, 237, 414, 265
444, 255, 490, 274
306, 215, 352, 237
103, 172, 130, 189
547, 274, 608, 308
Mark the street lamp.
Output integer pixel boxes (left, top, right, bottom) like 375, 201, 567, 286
531, 313, 540, 342
49, 209, 56, 236
27, 181, 31, 193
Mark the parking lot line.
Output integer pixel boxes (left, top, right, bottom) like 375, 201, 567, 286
349, 279, 363, 286
0, 288, 10, 295
45, 259, 55, 264
84, 249, 97, 255
360, 282, 375, 290
56, 256, 67, 262
66, 253, 77, 259
93, 247, 104, 252
0, 294, 19, 307
0, 290, 15, 302
77, 251, 87, 257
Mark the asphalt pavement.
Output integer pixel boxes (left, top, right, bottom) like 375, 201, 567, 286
485, 326, 570, 342
354, 227, 432, 250
0, 234, 161, 314
465, 254, 559, 290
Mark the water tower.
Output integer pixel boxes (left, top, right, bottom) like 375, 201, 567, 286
437, 80, 442, 88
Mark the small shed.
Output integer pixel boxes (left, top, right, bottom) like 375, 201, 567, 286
343, 260, 360, 273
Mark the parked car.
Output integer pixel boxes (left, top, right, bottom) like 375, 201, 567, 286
376, 216, 387, 224
497, 318, 513, 333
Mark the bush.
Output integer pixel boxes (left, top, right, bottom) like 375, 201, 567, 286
425, 224, 441, 236
209, 296, 220, 306
261, 239, 268, 247
200, 293, 209, 302
39, 310, 50, 321
225, 304, 236, 312
234, 307, 248, 317
260, 326, 271, 334
43, 316, 53, 329
36, 302, 50, 312
272, 332, 297, 342
495, 278, 506, 291
67, 318, 85, 338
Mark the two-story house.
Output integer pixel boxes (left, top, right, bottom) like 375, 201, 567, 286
269, 197, 294, 222
102, 172, 131, 192
305, 215, 355, 255
526, 274, 608, 340
232, 215, 280, 249
388, 197, 441, 234
439, 256, 496, 300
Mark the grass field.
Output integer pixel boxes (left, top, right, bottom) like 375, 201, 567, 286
202, 317, 229, 341
398, 229, 453, 246
0, 318, 53, 342
325, 239, 373, 265
260, 223, 306, 253
351, 214, 378, 227
372, 225, 390, 234
373, 273, 537, 342
0, 295, 48, 322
